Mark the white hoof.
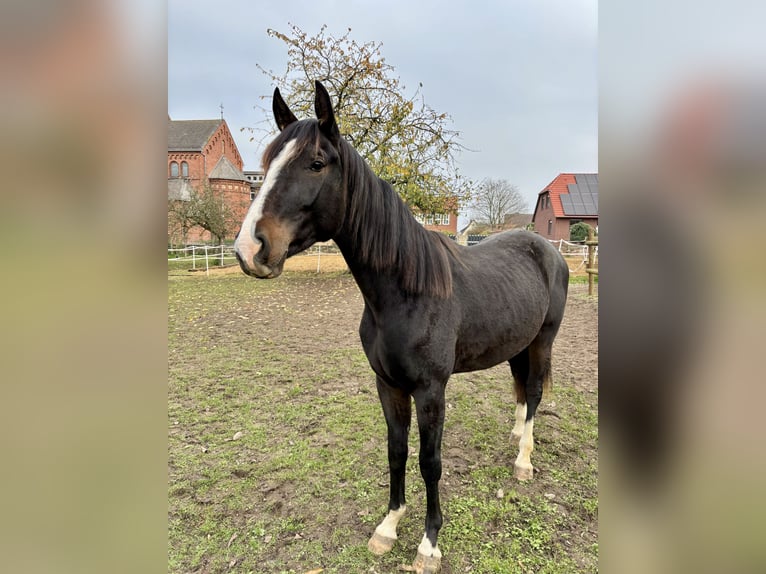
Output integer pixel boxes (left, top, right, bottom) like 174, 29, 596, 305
514, 462, 534, 481
367, 531, 396, 555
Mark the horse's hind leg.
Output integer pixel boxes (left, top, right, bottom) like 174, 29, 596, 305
509, 348, 529, 444
512, 262, 567, 481
509, 331, 556, 481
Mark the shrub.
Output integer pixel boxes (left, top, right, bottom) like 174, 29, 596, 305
569, 222, 592, 242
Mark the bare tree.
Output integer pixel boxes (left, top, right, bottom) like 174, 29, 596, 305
470, 178, 528, 229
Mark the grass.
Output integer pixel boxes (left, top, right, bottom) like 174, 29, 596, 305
168, 271, 598, 573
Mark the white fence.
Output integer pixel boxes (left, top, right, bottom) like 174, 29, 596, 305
168, 242, 342, 275
168, 239, 597, 276
548, 238, 598, 273
167, 245, 238, 275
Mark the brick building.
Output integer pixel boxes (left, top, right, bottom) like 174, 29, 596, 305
167, 118, 251, 244
531, 173, 598, 241
413, 211, 458, 236
243, 170, 265, 201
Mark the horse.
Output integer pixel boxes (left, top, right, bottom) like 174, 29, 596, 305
234, 81, 569, 574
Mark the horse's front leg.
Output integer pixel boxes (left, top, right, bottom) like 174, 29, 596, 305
411, 384, 447, 574
368, 377, 411, 555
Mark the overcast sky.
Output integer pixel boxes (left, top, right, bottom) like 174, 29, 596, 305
168, 0, 597, 219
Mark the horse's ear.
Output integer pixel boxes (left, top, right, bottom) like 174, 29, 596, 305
314, 80, 339, 144
273, 87, 298, 131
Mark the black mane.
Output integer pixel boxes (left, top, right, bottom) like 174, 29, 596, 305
338, 135, 460, 298
263, 119, 460, 298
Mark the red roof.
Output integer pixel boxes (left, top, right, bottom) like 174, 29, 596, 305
537, 173, 598, 218
538, 173, 576, 218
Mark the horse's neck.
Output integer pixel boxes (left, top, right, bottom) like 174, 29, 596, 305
333, 167, 407, 305
332, 143, 453, 302
334, 206, 397, 305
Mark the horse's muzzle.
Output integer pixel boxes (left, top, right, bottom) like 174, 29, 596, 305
234, 240, 282, 279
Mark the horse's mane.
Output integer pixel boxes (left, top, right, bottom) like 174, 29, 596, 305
263, 120, 460, 299
338, 137, 461, 299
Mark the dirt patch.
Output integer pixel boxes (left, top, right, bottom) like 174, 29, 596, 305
168, 273, 598, 573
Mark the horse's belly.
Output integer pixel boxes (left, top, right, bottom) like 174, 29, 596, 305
452, 310, 544, 373
453, 340, 526, 373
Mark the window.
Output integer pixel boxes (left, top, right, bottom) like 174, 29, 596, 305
547, 219, 553, 235
250, 190, 256, 201
181, 161, 189, 177
170, 161, 179, 177
441, 214, 450, 226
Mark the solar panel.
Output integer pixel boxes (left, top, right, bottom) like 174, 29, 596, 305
559, 174, 598, 216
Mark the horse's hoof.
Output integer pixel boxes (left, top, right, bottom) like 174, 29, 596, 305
367, 531, 396, 555
413, 551, 442, 574
514, 462, 534, 481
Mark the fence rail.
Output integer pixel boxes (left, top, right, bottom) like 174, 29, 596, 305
549, 238, 599, 284
168, 242, 343, 275
168, 244, 238, 275
584, 226, 599, 296
168, 236, 598, 279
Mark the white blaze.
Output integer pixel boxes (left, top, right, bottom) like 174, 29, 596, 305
235, 139, 298, 257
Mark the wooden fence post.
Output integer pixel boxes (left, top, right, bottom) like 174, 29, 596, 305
585, 225, 598, 296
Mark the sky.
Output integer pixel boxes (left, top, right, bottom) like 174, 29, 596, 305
168, 0, 598, 221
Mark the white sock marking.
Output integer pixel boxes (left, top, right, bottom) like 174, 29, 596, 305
374, 505, 406, 539
512, 402, 527, 439
417, 533, 442, 558
515, 417, 535, 468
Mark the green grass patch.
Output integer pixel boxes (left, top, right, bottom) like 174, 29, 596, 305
169, 272, 598, 573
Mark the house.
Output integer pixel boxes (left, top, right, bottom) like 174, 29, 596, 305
411, 194, 459, 236
243, 170, 265, 200
502, 212, 533, 230
456, 213, 533, 245
456, 220, 484, 245
531, 173, 598, 241
167, 118, 251, 244
413, 211, 458, 236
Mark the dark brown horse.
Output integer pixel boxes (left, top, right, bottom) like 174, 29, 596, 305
234, 81, 569, 574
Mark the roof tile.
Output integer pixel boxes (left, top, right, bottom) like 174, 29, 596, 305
168, 119, 222, 151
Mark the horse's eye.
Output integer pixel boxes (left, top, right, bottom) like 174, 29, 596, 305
310, 160, 325, 172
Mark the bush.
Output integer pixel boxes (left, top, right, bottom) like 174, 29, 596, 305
569, 222, 592, 242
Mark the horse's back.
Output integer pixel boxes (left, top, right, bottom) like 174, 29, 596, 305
488, 230, 569, 323
460, 230, 567, 292
450, 230, 568, 372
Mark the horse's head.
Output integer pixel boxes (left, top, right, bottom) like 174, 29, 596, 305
234, 81, 345, 278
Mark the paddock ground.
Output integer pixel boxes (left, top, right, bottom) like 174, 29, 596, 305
168, 271, 598, 573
